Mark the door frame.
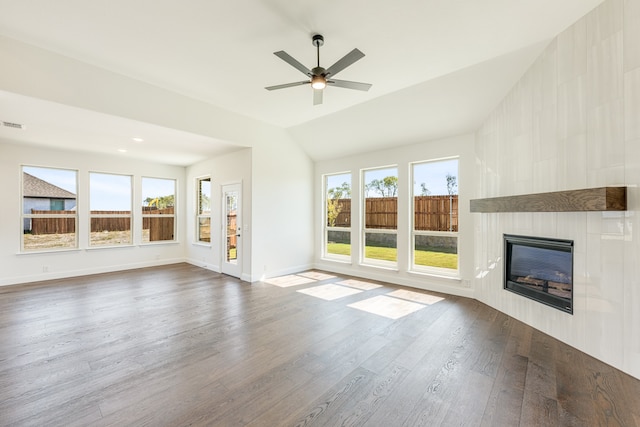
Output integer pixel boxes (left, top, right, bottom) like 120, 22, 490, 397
220, 182, 242, 279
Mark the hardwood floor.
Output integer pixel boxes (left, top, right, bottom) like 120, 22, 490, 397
1, 263, 638, 426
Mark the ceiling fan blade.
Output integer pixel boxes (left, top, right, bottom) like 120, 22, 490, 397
327, 79, 372, 91
325, 48, 365, 77
313, 89, 323, 105
273, 51, 312, 76
265, 81, 310, 91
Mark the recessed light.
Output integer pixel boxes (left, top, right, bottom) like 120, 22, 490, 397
132, 137, 144, 142
118, 149, 128, 153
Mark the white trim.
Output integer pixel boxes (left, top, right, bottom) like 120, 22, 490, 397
186, 257, 220, 273
313, 260, 472, 299
254, 262, 315, 283
0, 258, 187, 287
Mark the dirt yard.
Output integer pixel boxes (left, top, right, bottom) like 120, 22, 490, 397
23, 230, 150, 249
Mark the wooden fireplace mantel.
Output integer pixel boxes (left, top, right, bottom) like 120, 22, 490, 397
470, 187, 626, 213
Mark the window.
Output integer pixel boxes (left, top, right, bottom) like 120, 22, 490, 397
89, 172, 132, 247
411, 158, 458, 273
196, 177, 211, 243
362, 167, 398, 267
50, 199, 65, 211
141, 177, 176, 243
22, 166, 78, 251
324, 173, 351, 260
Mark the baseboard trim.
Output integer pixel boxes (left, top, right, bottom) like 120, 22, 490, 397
0, 258, 187, 287
313, 261, 474, 299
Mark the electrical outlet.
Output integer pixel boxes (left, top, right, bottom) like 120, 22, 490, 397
42, 265, 49, 273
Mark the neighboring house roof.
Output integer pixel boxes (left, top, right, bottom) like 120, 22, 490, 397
23, 172, 76, 199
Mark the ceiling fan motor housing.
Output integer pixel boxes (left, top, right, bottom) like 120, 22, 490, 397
311, 66, 326, 77
312, 34, 324, 47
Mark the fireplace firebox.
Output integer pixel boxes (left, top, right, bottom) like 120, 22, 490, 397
504, 234, 573, 314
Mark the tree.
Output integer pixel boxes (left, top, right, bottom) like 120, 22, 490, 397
446, 174, 458, 195
199, 193, 211, 213
144, 195, 175, 209
327, 182, 350, 227
420, 183, 431, 196
328, 182, 351, 200
366, 176, 398, 197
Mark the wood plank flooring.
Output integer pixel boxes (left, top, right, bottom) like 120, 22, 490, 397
0, 263, 639, 426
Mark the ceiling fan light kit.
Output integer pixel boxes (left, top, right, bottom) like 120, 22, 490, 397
311, 75, 326, 90
265, 34, 371, 105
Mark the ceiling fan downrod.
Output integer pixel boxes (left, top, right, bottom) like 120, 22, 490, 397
312, 34, 324, 68
311, 34, 327, 89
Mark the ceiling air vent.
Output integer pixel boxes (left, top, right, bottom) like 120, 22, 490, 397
2, 121, 26, 130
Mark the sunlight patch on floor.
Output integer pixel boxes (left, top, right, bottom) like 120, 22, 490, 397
298, 271, 337, 281
265, 275, 316, 287
337, 279, 383, 290
348, 295, 426, 319
297, 284, 363, 301
386, 289, 445, 305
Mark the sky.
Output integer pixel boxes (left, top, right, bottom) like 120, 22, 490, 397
326, 158, 458, 197
90, 173, 131, 210
23, 166, 175, 211
24, 166, 77, 193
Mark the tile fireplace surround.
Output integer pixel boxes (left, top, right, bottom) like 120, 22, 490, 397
473, 0, 640, 380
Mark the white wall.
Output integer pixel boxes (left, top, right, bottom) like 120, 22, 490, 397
250, 134, 315, 281
0, 140, 186, 285
185, 132, 315, 283
474, 0, 640, 379
315, 133, 475, 297
0, 35, 316, 286
185, 148, 252, 280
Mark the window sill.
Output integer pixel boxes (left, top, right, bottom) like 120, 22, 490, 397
139, 241, 180, 246
321, 255, 352, 265
360, 261, 399, 272
87, 244, 136, 250
192, 242, 212, 248
17, 248, 82, 255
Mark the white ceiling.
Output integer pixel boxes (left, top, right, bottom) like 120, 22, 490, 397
0, 0, 605, 164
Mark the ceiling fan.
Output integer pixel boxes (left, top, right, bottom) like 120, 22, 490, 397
265, 34, 372, 105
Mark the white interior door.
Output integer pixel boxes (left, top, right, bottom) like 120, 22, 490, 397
221, 183, 242, 278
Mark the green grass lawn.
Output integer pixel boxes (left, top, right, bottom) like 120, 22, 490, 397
327, 242, 457, 269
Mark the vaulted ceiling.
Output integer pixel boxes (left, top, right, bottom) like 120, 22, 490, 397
0, 0, 605, 164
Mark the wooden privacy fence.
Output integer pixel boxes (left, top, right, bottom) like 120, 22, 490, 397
364, 197, 397, 229
29, 208, 175, 241
414, 195, 458, 232
29, 210, 75, 234
330, 195, 458, 232
142, 207, 175, 241
91, 211, 131, 232
227, 213, 237, 248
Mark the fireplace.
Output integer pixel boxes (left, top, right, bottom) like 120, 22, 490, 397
504, 234, 573, 314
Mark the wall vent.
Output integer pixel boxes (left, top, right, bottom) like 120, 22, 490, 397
2, 121, 26, 130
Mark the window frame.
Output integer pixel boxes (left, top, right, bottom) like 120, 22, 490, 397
88, 172, 133, 248
323, 172, 352, 262
195, 176, 212, 245
141, 176, 177, 244
410, 157, 459, 277
21, 165, 79, 253
361, 165, 398, 269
